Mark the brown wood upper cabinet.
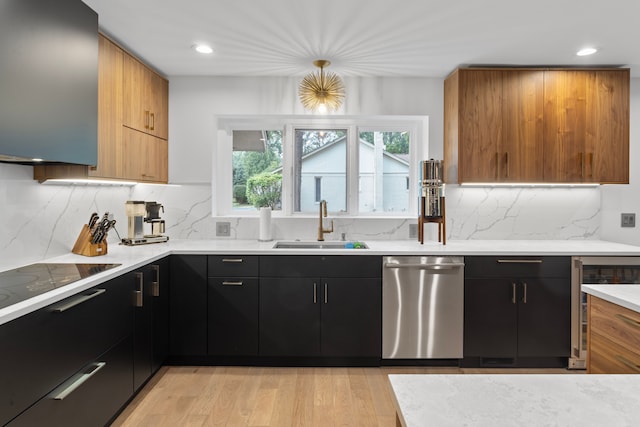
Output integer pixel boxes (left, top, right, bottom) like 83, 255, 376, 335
34, 35, 169, 184
444, 68, 629, 184
123, 54, 168, 140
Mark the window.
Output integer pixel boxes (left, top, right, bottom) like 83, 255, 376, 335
358, 130, 410, 213
231, 130, 282, 211
294, 129, 346, 213
215, 116, 428, 217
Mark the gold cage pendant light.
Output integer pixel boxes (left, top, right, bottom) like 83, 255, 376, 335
298, 60, 345, 113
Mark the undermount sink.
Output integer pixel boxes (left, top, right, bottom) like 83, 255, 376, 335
272, 241, 369, 249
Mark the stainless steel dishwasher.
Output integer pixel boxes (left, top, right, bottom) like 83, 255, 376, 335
383, 256, 464, 359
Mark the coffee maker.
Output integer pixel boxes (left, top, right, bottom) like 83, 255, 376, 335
122, 201, 170, 246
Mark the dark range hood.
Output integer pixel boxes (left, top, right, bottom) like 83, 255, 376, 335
0, 0, 98, 166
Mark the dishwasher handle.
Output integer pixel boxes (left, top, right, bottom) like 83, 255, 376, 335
384, 263, 464, 270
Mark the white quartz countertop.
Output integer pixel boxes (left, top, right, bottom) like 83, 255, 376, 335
389, 374, 640, 427
2, 238, 640, 326
582, 284, 640, 313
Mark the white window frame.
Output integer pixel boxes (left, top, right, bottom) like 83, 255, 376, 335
213, 115, 429, 218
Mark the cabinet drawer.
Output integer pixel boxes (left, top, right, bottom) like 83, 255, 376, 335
208, 255, 259, 277
589, 296, 640, 353
0, 275, 132, 426
465, 256, 570, 278
260, 255, 381, 278
8, 336, 133, 427
589, 331, 640, 374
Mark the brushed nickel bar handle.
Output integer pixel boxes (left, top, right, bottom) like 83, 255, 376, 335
134, 272, 144, 307
151, 264, 160, 297
222, 281, 243, 286
615, 314, 640, 329
52, 362, 106, 400
614, 355, 640, 373
53, 289, 106, 313
313, 282, 317, 304
522, 282, 528, 304
497, 259, 543, 264
384, 263, 465, 269
512, 283, 517, 304
222, 258, 243, 263
324, 283, 328, 304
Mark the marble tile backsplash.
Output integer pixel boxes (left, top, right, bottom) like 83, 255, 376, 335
0, 163, 601, 266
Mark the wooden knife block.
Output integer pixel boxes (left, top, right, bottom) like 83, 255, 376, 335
72, 224, 108, 257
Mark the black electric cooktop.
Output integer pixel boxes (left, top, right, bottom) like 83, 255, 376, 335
0, 263, 121, 310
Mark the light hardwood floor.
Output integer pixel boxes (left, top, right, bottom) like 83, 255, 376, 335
111, 366, 577, 427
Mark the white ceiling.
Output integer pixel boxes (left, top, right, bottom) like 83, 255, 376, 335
84, 0, 640, 78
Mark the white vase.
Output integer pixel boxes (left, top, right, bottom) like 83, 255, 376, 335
258, 207, 272, 241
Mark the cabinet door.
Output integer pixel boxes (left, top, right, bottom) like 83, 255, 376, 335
501, 70, 544, 182
458, 70, 503, 183
88, 35, 123, 179
321, 278, 381, 358
152, 257, 170, 372
543, 70, 589, 182
259, 278, 321, 357
121, 126, 168, 183
208, 277, 259, 356
464, 278, 518, 358
133, 267, 152, 391
123, 53, 168, 140
517, 277, 571, 357
123, 54, 151, 135
585, 70, 629, 184
170, 256, 208, 356
147, 71, 168, 139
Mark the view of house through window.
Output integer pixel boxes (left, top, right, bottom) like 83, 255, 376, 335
294, 129, 347, 213
358, 131, 410, 213
232, 130, 283, 211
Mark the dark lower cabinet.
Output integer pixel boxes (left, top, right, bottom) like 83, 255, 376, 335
0, 272, 134, 426
259, 277, 381, 359
258, 256, 382, 361
260, 277, 321, 357
208, 277, 260, 356
8, 336, 133, 427
207, 255, 260, 357
170, 255, 207, 357
321, 278, 381, 358
153, 257, 170, 371
463, 256, 571, 367
133, 257, 170, 391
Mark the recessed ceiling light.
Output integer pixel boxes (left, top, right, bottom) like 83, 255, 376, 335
577, 47, 597, 56
193, 44, 213, 54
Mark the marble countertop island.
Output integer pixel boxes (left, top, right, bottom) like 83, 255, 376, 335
389, 374, 640, 427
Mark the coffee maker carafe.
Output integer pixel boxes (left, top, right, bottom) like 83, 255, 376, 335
145, 202, 166, 236
122, 200, 169, 246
